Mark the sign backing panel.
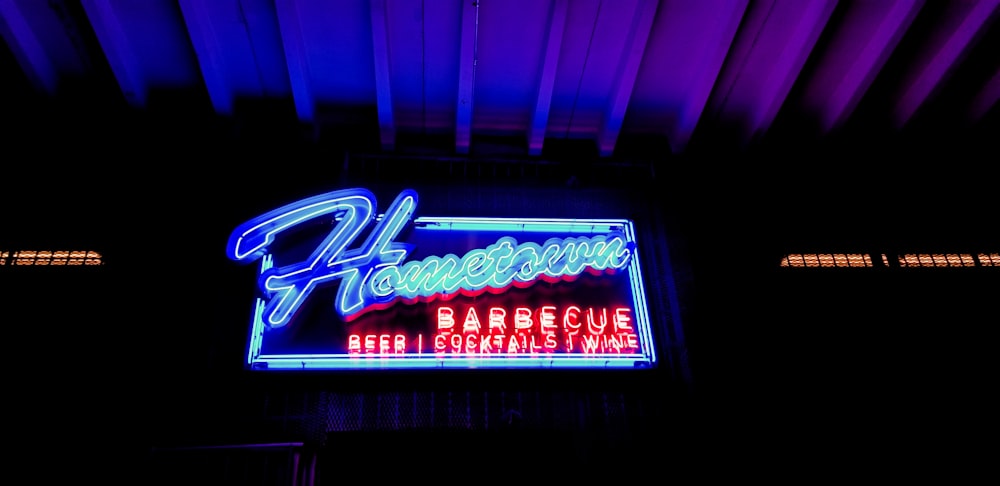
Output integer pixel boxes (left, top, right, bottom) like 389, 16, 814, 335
227, 188, 656, 370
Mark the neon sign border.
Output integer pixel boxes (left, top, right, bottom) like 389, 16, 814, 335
244, 216, 657, 370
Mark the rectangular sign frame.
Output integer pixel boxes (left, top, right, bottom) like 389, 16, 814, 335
231, 190, 657, 371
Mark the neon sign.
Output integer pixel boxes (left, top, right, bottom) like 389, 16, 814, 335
227, 188, 656, 370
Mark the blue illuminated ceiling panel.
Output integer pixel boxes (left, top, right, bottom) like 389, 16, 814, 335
0, 0, 996, 156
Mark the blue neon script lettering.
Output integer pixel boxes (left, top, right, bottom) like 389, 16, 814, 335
227, 189, 634, 327
227, 188, 416, 328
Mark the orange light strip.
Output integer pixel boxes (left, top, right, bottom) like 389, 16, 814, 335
898, 253, 977, 268
6, 250, 103, 266
780, 253, 873, 268
782, 252, 998, 268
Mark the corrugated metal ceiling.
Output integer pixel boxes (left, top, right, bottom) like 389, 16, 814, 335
2, 0, 997, 159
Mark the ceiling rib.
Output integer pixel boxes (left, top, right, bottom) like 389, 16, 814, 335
598, 0, 658, 157
0, 0, 58, 95
701, 0, 771, 141
370, 0, 394, 151
668, 0, 749, 154
969, 66, 999, 123
80, 0, 144, 107
275, 0, 314, 122
528, 0, 568, 157
751, 0, 837, 142
455, 0, 478, 154
703, 0, 837, 147
179, 0, 235, 115
818, 0, 923, 132
893, 0, 1000, 128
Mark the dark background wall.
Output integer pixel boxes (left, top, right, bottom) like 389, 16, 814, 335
1, 98, 996, 483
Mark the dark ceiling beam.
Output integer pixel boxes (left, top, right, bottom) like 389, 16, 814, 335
370, 0, 395, 151
178, 0, 239, 116
893, 0, 1000, 128
705, 0, 837, 146
598, 0, 658, 157
275, 0, 315, 122
669, 0, 748, 154
0, 0, 58, 95
528, 0, 568, 157
455, 0, 478, 154
815, 0, 924, 132
748, 0, 837, 142
80, 0, 145, 107
970, 66, 999, 124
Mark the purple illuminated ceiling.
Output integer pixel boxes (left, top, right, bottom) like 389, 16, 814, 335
1, 0, 997, 156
